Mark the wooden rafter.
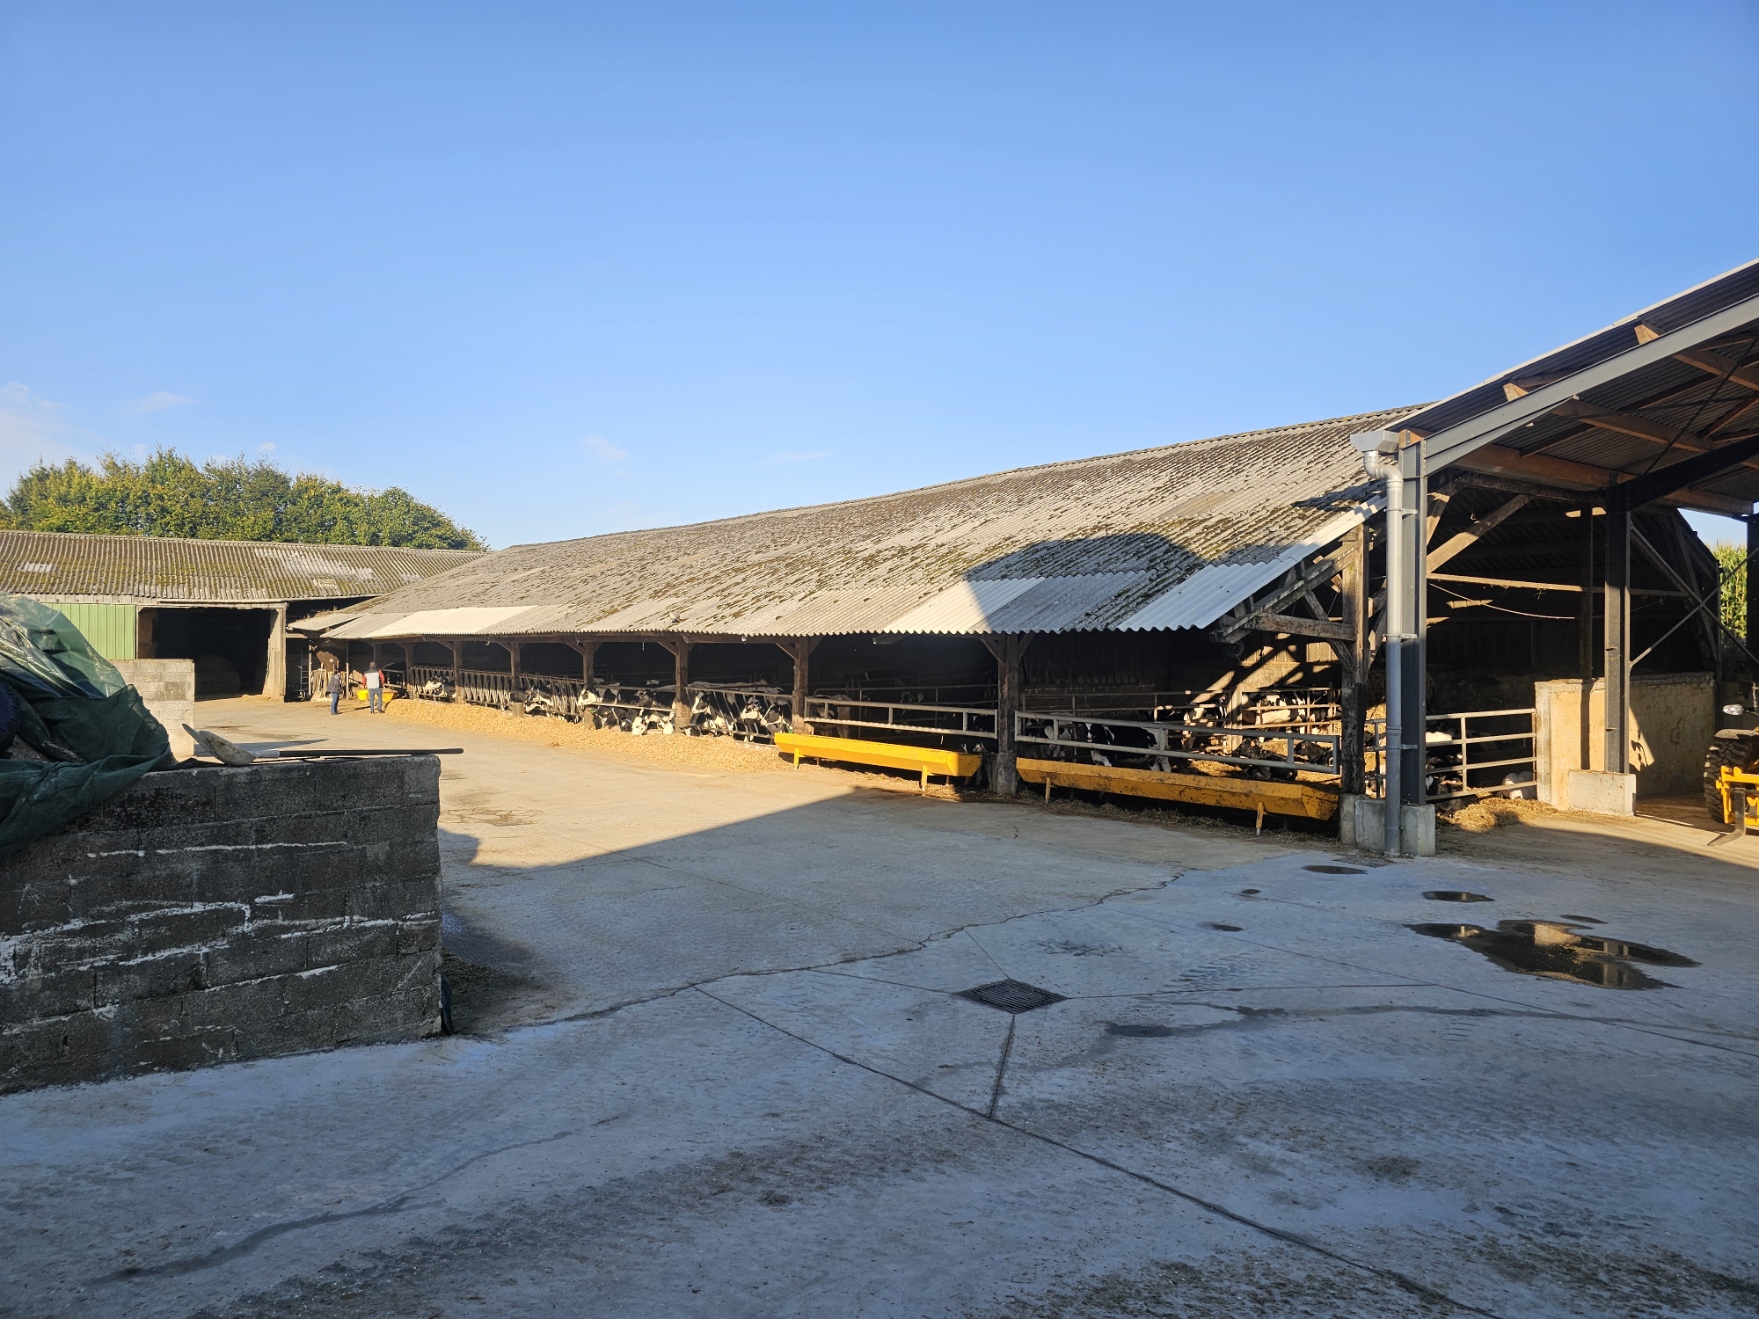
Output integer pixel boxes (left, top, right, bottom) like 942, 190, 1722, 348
1454, 442, 1752, 516
1425, 495, 1529, 573
1672, 345, 1759, 396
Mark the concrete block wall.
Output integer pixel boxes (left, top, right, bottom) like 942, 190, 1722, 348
1534, 672, 1715, 801
114, 658, 196, 759
0, 755, 441, 1094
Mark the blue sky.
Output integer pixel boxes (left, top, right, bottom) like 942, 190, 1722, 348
4, 2, 1756, 550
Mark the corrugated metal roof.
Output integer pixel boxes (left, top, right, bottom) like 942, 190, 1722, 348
319, 407, 1411, 640
1403, 258, 1759, 442
0, 531, 482, 604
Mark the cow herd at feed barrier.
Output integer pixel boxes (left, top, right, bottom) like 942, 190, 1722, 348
399, 668, 795, 740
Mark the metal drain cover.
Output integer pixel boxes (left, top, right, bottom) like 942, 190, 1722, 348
958, 979, 1065, 1014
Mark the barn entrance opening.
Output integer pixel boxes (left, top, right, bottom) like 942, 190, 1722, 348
142, 607, 275, 699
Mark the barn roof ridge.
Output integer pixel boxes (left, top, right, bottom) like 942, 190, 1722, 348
497, 403, 1427, 552
0, 529, 483, 604
315, 404, 1423, 640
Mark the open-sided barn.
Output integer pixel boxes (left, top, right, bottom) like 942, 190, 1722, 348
304, 259, 1759, 848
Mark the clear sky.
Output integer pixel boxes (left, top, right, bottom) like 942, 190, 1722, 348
4, 2, 1756, 550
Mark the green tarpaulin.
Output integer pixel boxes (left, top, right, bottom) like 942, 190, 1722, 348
0, 594, 172, 858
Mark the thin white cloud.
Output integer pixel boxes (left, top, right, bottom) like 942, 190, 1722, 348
0, 383, 92, 486
581, 434, 627, 462
761, 449, 831, 467
257, 442, 277, 455
128, 390, 196, 415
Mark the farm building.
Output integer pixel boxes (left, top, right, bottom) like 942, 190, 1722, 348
304, 259, 1759, 846
0, 530, 480, 699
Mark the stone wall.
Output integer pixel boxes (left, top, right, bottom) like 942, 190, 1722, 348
0, 755, 441, 1094
114, 658, 196, 759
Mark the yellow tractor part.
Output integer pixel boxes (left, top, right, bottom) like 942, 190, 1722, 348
1716, 764, 1759, 837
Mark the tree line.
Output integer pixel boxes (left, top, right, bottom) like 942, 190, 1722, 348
2, 450, 485, 550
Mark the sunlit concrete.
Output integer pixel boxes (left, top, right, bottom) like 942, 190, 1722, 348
3, 698, 1755, 1317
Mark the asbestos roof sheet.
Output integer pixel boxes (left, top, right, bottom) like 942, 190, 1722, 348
319, 406, 1413, 640
0, 531, 481, 604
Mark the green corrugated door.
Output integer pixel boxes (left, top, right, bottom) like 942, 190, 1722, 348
32, 601, 138, 661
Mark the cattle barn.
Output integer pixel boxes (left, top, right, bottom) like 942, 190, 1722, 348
307, 260, 1759, 848
0, 531, 479, 699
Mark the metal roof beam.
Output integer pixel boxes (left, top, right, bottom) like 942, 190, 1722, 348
1421, 289, 1759, 471
1608, 431, 1759, 511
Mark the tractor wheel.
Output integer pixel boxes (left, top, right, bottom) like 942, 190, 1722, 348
1704, 734, 1758, 823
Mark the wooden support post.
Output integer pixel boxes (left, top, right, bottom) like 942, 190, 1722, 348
1339, 525, 1366, 796
507, 640, 520, 681
661, 639, 692, 727
450, 638, 462, 702
564, 639, 597, 683
979, 633, 1030, 796
1604, 510, 1631, 775
266, 604, 288, 702
778, 638, 818, 733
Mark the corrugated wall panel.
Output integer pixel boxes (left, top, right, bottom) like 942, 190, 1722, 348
34, 600, 137, 660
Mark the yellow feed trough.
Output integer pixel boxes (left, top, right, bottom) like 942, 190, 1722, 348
1015, 756, 1338, 822
774, 732, 982, 791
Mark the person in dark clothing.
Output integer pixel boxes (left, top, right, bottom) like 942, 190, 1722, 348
327, 667, 344, 715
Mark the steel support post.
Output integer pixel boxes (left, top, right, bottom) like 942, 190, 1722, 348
1603, 510, 1631, 774
1747, 515, 1759, 675
1398, 441, 1428, 818
1338, 525, 1367, 796
1358, 428, 1423, 856
1381, 471, 1407, 858
1579, 508, 1596, 769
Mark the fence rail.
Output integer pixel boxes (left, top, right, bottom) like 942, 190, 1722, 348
805, 696, 997, 742
1015, 712, 1341, 778
1369, 707, 1537, 803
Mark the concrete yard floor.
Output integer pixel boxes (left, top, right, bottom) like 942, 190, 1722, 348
4, 699, 1758, 1317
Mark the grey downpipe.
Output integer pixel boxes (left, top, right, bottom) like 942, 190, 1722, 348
1351, 430, 1408, 857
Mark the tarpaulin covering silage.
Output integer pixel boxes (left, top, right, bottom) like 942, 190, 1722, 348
0, 593, 171, 857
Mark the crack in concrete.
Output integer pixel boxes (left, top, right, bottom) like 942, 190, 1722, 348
489, 873, 1188, 1036
690, 984, 1508, 1319
98, 1130, 579, 1284
986, 1017, 1016, 1120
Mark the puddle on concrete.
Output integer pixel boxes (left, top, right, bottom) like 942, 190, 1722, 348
1410, 920, 1698, 990
1239, 888, 1261, 896
1304, 864, 1366, 875
1206, 922, 1243, 932
1424, 890, 1493, 903
1107, 1023, 1176, 1037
